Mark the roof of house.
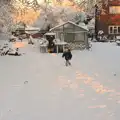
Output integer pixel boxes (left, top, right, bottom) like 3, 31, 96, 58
44, 32, 56, 35
50, 21, 88, 31
25, 26, 40, 31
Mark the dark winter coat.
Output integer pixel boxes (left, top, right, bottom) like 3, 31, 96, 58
62, 51, 72, 60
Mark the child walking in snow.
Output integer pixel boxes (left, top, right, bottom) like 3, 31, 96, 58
62, 48, 72, 66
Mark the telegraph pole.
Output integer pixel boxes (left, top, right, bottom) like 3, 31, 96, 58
95, 4, 99, 41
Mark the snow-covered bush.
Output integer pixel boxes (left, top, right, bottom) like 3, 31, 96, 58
39, 38, 48, 45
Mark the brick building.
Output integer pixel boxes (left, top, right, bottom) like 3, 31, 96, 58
98, 0, 120, 38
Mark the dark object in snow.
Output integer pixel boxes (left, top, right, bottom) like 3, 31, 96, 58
48, 41, 55, 53
114, 74, 116, 76
8, 53, 21, 56
5, 50, 9, 55
19, 37, 23, 42
8, 48, 22, 56
9, 39, 16, 42
24, 81, 28, 84
1, 47, 10, 56
0, 46, 23, 56
62, 49, 72, 66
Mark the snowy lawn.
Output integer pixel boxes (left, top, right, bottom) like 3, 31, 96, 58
0, 41, 120, 120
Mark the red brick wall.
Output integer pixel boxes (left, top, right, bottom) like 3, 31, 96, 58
98, 0, 120, 35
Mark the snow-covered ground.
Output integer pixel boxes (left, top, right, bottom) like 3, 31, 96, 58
0, 40, 120, 120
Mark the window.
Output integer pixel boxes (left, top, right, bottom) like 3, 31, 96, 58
114, 27, 118, 33
109, 6, 120, 14
109, 26, 113, 34
108, 26, 120, 34
118, 27, 120, 33
114, 29, 117, 34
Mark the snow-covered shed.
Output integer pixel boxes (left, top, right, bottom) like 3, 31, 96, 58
49, 21, 89, 49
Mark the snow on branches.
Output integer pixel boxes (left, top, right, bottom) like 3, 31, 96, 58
0, 0, 14, 33
0, 0, 105, 32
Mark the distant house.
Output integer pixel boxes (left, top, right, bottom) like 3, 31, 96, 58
32, 26, 51, 38
49, 21, 89, 49
31, 24, 51, 38
97, 0, 120, 38
25, 26, 40, 38
11, 22, 26, 35
25, 26, 40, 34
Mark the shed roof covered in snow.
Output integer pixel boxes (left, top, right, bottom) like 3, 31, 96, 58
25, 26, 40, 35
25, 26, 40, 31
50, 21, 88, 31
44, 32, 56, 35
